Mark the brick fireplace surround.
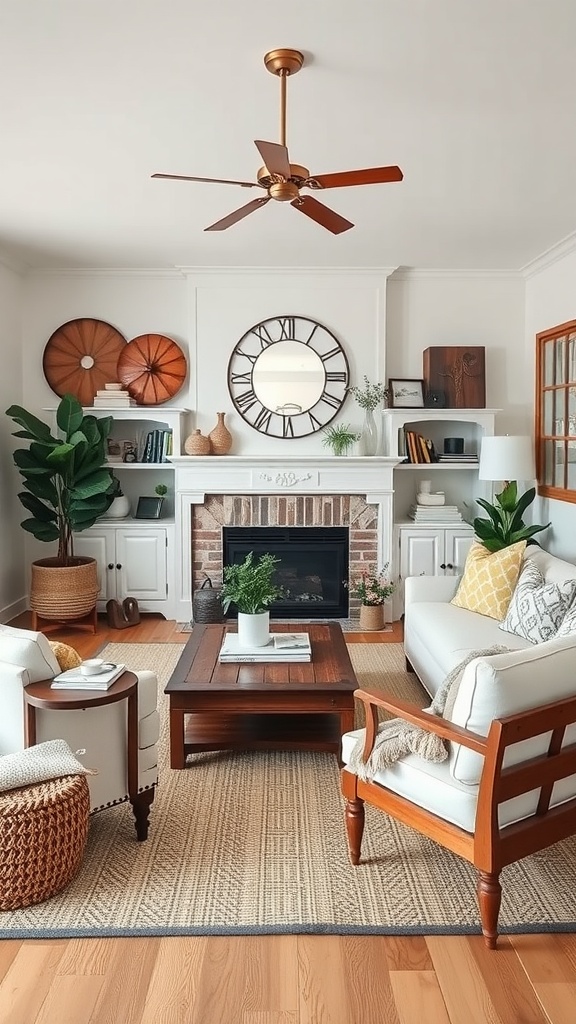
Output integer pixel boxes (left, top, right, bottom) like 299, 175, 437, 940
170, 456, 400, 624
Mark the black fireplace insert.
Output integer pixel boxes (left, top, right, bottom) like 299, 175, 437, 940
222, 526, 349, 619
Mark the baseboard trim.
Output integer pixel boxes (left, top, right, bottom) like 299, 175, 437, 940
1, 596, 28, 624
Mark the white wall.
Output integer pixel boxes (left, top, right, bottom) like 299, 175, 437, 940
525, 247, 576, 559
0, 260, 25, 621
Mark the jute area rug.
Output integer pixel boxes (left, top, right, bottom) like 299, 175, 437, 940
3, 642, 576, 939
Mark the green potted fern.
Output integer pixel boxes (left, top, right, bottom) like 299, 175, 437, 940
221, 551, 283, 647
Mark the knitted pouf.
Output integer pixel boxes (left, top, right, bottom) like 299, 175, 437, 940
0, 774, 90, 911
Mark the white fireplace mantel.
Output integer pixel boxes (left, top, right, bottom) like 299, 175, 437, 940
170, 455, 402, 622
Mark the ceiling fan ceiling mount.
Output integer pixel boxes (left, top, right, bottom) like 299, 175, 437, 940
263, 48, 304, 78
151, 48, 403, 233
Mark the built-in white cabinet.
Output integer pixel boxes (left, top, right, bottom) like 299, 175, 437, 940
74, 522, 175, 615
383, 408, 498, 616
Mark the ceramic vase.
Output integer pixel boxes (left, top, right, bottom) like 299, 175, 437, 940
184, 429, 212, 456
237, 610, 270, 648
360, 408, 378, 456
359, 603, 385, 631
102, 494, 131, 519
209, 412, 233, 456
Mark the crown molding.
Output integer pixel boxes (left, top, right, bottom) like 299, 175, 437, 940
521, 230, 576, 278
388, 267, 522, 281
26, 267, 188, 278
177, 266, 398, 278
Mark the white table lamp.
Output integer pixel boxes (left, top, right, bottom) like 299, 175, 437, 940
478, 435, 536, 484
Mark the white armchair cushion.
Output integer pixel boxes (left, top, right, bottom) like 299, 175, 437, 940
448, 635, 576, 784
499, 559, 576, 643
0, 625, 59, 681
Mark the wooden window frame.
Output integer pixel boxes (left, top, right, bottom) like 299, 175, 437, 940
535, 319, 576, 504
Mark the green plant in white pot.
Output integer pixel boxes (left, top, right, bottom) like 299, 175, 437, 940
220, 551, 283, 647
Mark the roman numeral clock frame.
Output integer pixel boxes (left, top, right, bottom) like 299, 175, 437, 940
227, 315, 350, 438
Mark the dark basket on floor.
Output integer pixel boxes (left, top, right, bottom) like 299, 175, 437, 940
193, 576, 224, 623
0, 773, 90, 911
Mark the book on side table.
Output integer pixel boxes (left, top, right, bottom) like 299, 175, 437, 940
219, 632, 312, 663
51, 663, 126, 690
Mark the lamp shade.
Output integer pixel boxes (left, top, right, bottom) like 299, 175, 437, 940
478, 435, 536, 482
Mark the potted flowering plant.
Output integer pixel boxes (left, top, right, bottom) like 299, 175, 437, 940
347, 376, 389, 456
344, 563, 395, 631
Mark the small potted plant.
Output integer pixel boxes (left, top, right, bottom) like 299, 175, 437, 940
347, 376, 389, 456
474, 482, 550, 552
220, 551, 283, 647
321, 422, 360, 457
344, 563, 395, 631
102, 474, 131, 519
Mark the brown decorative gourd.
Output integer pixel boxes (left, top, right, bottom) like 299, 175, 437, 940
184, 429, 212, 456
117, 334, 187, 405
208, 412, 232, 455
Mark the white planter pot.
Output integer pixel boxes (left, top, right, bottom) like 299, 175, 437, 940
237, 611, 270, 648
102, 495, 131, 519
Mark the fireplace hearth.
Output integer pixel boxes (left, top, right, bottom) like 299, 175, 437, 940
223, 526, 349, 619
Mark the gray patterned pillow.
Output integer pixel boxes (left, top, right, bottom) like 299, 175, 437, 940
499, 559, 576, 644
556, 601, 576, 637
0, 739, 91, 794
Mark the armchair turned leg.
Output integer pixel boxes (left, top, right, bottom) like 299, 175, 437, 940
132, 789, 155, 841
478, 870, 502, 949
345, 798, 365, 865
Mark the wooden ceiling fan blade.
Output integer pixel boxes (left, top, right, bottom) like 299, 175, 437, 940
254, 140, 291, 178
151, 172, 260, 188
291, 195, 353, 234
204, 197, 270, 232
306, 165, 404, 189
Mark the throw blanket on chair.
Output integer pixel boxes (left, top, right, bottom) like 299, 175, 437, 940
348, 645, 509, 782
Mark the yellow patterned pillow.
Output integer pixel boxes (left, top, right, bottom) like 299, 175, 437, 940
451, 540, 527, 620
48, 641, 82, 671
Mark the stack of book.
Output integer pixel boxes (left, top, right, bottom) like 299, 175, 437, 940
93, 384, 136, 409
51, 663, 126, 690
408, 504, 464, 523
140, 428, 173, 463
403, 429, 437, 463
436, 453, 478, 464
219, 632, 312, 663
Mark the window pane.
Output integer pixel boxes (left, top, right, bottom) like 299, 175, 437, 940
556, 339, 567, 384
554, 388, 565, 436
569, 387, 576, 436
544, 440, 554, 485
569, 335, 576, 384
544, 340, 555, 386
554, 440, 566, 487
544, 389, 554, 434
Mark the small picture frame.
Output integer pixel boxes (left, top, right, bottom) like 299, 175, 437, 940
388, 378, 425, 409
135, 496, 164, 520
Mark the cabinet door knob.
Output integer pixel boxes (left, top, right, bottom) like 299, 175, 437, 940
107, 563, 114, 570
446, 563, 454, 570
440, 563, 446, 570
116, 563, 122, 570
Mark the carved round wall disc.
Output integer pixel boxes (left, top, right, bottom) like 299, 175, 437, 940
42, 318, 127, 407
117, 334, 187, 405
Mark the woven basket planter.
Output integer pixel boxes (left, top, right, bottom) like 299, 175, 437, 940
359, 603, 385, 631
0, 774, 90, 910
30, 557, 100, 622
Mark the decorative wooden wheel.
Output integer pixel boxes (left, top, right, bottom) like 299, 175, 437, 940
117, 334, 187, 405
42, 318, 127, 407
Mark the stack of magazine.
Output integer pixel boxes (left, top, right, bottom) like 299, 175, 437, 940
219, 632, 311, 663
51, 663, 126, 690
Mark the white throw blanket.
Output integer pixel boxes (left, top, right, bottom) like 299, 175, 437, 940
347, 645, 509, 782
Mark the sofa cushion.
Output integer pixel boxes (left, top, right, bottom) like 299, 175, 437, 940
447, 635, 576, 784
556, 602, 576, 637
48, 641, 82, 671
450, 540, 526, 620
499, 559, 576, 644
0, 625, 60, 682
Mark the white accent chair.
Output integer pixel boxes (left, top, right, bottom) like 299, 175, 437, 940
341, 634, 576, 948
0, 625, 159, 840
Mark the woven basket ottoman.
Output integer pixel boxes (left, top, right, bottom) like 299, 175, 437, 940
0, 774, 90, 911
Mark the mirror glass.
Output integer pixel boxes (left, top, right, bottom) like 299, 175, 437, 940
252, 341, 325, 414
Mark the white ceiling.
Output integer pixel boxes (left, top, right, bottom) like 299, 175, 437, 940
2, 0, 576, 271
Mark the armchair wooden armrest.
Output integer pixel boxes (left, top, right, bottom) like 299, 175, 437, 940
353, 687, 487, 762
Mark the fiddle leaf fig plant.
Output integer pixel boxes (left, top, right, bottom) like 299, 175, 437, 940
220, 551, 284, 615
6, 393, 115, 565
473, 481, 550, 553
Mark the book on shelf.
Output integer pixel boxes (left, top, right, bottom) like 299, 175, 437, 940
218, 632, 311, 663
51, 663, 126, 690
403, 429, 437, 464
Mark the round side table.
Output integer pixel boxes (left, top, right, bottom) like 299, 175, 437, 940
23, 671, 139, 816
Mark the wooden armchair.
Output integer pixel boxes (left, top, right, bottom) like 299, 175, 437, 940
341, 686, 576, 948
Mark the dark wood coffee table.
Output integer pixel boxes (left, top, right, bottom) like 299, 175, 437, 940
164, 622, 358, 768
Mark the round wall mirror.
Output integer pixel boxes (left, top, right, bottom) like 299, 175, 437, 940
228, 315, 350, 438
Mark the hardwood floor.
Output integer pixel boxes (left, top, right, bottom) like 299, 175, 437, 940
4, 612, 575, 1024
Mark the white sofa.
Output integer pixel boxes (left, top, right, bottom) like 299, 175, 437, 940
403, 545, 576, 698
0, 625, 160, 840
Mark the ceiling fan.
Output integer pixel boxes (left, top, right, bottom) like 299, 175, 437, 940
151, 48, 403, 234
